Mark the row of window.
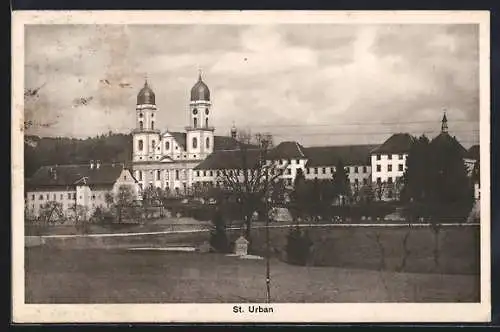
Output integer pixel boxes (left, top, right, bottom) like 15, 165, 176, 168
136, 169, 185, 181
374, 164, 405, 172
138, 121, 154, 131
375, 154, 405, 161
137, 137, 211, 152
375, 176, 400, 184
30, 193, 76, 201
192, 118, 209, 129
306, 166, 368, 175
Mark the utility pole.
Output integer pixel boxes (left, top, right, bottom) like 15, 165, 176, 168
261, 136, 271, 304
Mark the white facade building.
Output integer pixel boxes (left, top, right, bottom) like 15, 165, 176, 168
25, 161, 140, 219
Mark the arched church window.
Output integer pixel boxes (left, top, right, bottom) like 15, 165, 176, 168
152, 140, 156, 148
205, 108, 209, 115
194, 118, 198, 128
138, 170, 143, 181
193, 137, 198, 149
205, 118, 209, 128
139, 112, 143, 118
206, 137, 210, 149
151, 121, 155, 130
139, 121, 144, 131
165, 141, 170, 150
138, 140, 144, 151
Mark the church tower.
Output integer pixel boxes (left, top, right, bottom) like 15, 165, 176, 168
186, 72, 214, 159
133, 79, 160, 162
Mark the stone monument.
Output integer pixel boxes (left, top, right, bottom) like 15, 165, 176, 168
234, 236, 249, 256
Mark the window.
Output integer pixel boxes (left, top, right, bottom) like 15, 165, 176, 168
152, 140, 156, 148
138, 170, 143, 181
398, 164, 404, 172
39, 194, 43, 200
46, 194, 49, 200
209, 171, 213, 177
217, 170, 220, 176
331, 167, 335, 173
194, 118, 198, 128
196, 171, 200, 177
206, 137, 210, 149
175, 170, 179, 180
322, 167, 326, 174
399, 154, 404, 160
60, 194, 63, 200
139, 112, 143, 118
192, 137, 198, 149
376, 177, 381, 184
363, 178, 368, 185
314, 168, 318, 174
31, 194, 35, 200
286, 168, 292, 175
376, 165, 381, 172
139, 121, 144, 130
388, 165, 392, 172
388, 177, 393, 184
165, 141, 170, 150
92, 195, 96, 200
67, 193, 71, 199
124, 175, 127, 180
73, 193, 76, 199
203, 170, 207, 177
354, 166, 358, 173
388, 154, 392, 160
376, 154, 381, 160
138, 140, 144, 151
156, 170, 161, 180
151, 121, 155, 130
345, 167, 350, 173
363, 166, 367, 173
205, 118, 209, 128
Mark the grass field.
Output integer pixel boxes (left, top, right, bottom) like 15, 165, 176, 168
31, 224, 479, 275
25, 248, 479, 303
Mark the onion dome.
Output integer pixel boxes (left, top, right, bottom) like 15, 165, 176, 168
137, 80, 155, 105
190, 72, 210, 101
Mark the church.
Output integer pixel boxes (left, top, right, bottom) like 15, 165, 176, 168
131, 73, 242, 195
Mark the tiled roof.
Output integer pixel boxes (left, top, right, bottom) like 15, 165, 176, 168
268, 141, 306, 160
370, 133, 415, 154
214, 136, 257, 151
26, 163, 127, 189
170, 132, 187, 150
194, 149, 263, 170
304, 145, 378, 167
467, 144, 480, 160
430, 132, 468, 157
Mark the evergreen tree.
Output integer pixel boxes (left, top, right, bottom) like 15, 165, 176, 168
332, 159, 350, 204
401, 135, 430, 203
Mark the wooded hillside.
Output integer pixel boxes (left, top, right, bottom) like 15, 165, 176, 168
24, 133, 133, 178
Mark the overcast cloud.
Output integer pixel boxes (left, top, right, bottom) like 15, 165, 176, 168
24, 24, 479, 147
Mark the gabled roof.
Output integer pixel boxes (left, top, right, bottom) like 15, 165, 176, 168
170, 132, 187, 150
194, 149, 262, 170
467, 144, 480, 160
371, 133, 415, 154
26, 163, 128, 189
214, 136, 257, 151
304, 144, 378, 167
268, 141, 306, 160
430, 132, 468, 157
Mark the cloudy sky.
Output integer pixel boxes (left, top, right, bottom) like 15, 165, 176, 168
24, 23, 479, 147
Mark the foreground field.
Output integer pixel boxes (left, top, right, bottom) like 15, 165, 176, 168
25, 248, 479, 303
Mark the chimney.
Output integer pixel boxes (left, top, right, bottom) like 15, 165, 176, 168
90, 160, 94, 169
96, 160, 101, 169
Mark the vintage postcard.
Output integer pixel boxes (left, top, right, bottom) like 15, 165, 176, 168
12, 10, 491, 323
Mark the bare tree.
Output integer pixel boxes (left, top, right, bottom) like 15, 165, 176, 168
217, 131, 287, 242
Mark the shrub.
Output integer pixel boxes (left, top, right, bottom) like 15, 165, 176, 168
285, 227, 313, 265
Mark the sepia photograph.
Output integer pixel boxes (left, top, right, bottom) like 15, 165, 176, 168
12, 11, 490, 323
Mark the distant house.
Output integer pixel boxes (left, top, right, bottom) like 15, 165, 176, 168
25, 161, 140, 219
370, 133, 414, 186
